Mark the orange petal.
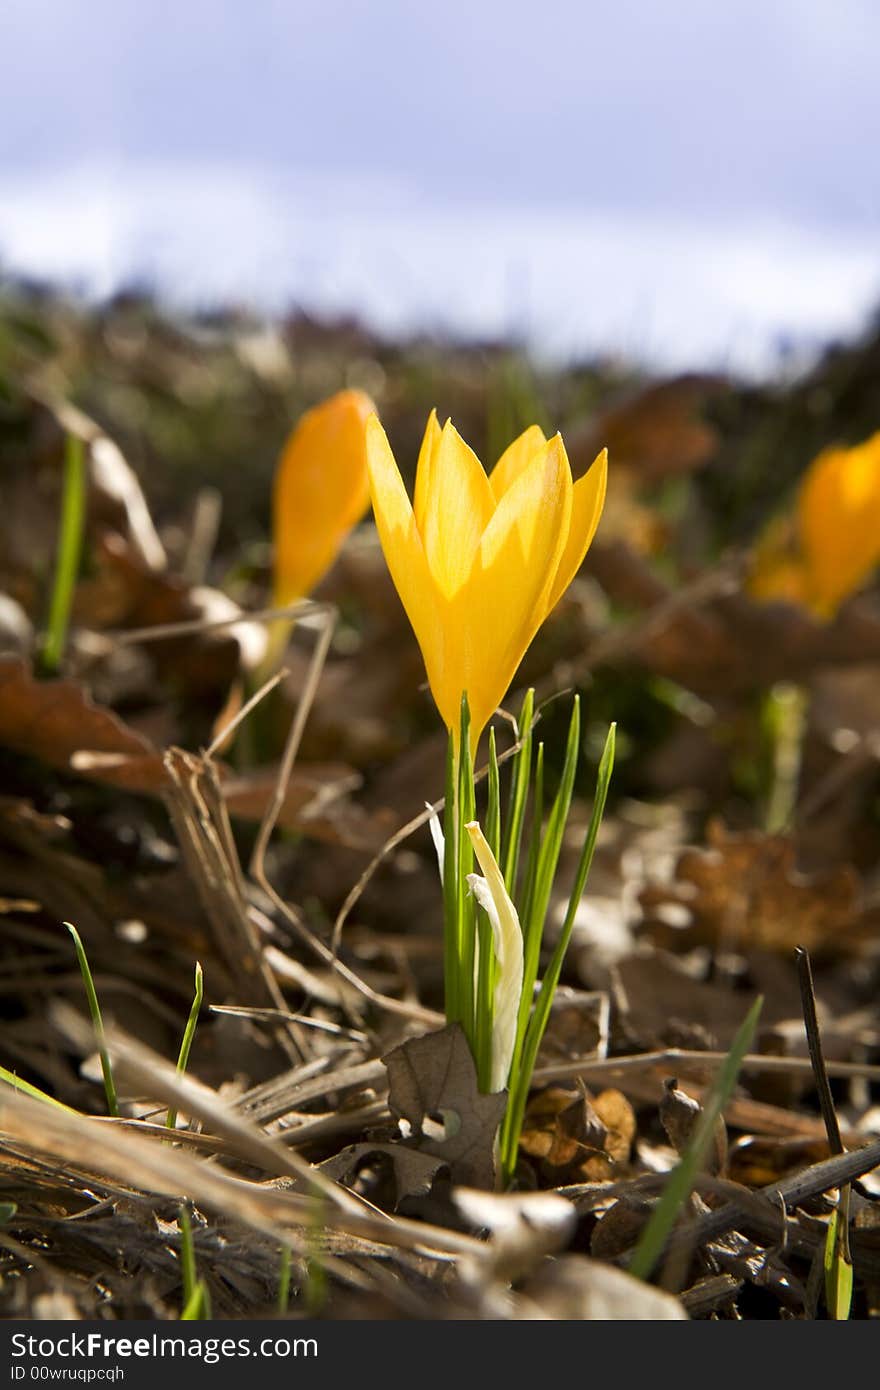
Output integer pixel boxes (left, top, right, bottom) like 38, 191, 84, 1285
273, 389, 374, 605
799, 433, 880, 616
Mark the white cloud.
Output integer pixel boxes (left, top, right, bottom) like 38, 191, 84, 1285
1, 161, 878, 374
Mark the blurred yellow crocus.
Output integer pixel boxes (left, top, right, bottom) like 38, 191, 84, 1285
273, 389, 375, 607
366, 411, 607, 750
750, 431, 880, 618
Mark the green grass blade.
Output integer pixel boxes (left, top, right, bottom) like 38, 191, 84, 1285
503, 688, 534, 894
0, 1065, 74, 1113
179, 1246, 212, 1322
180, 1281, 211, 1320
66, 921, 118, 1117
629, 995, 764, 1282
42, 433, 87, 673
166, 961, 204, 1130
824, 1197, 853, 1320
278, 1243, 293, 1315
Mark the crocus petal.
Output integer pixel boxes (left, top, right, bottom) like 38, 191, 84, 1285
365, 415, 445, 690
488, 425, 548, 502
426, 804, 445, 880
413, 408, 442, 539
466, 821, 523, 1093
798, 434, 880, 616
420, 419, 496, 599
446, 436, 572, 740
545, 447, 608, 614
273, 389, 374, 605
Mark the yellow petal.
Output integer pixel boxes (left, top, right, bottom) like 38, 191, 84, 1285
798, 434, 880, 616
365, 415, 445, 694
445, 435, 572, 741
545, 447, 608, 613
273, 388, 374, 605
488, 425, 547, 501
420, 420, 496, 599
413, 408, 442, 538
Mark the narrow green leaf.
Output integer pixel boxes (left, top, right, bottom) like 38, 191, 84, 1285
457, 693, 477, 1046
442, 726, 460, 1025
180, 1280, 211, 1321
166, 961, 204, 1130
824, 1199, 854, 1320
486, 726, 501, 860
277, 1244, 292, 1316
66, 921, 118, 1117
503, 688, 534, 895
42, 433, 87, 673
178, 1205, 198, 1309
0, 1065, 74, 1113
517, 699, 580, 1035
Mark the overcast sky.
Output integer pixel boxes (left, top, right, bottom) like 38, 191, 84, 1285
2, 1, 879, 369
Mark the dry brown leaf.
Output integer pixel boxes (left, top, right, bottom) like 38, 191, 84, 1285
320, 1143, 448, 1210
727, 1135, 832, 1190
0, 657, 385, 848
639, 819, 874, 957
520, 1086, 635, 1183
383, 1024, 507, 1190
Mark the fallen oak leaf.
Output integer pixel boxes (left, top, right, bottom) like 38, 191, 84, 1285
638, 819, 876, 958
0, 657, 385, 848
319, 1143, 448, 1211
383, 1024, 507, 1190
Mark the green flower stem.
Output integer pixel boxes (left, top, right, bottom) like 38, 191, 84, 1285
43, 434, 87, 674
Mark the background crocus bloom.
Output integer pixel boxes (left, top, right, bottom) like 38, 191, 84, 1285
366, 411, 607, 747
273, 388, 375, 606
749, 430, 880, 618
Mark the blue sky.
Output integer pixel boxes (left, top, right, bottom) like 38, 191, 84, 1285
2, 1, 879, 369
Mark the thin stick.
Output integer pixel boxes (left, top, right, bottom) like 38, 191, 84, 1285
796, 945, 853, 1317
204, 669, 287, 759
796, 948, 844, 1154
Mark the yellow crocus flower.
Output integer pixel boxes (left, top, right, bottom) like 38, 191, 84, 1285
366, 411, 607, 749
273, 388, 375, 607
798, 433, 880, 617
749, 431, 880, 618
